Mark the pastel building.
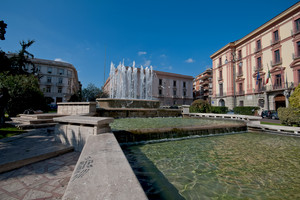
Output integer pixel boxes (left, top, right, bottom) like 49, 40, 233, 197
28, 58, 81, 104
193, 68, 213, 102
104, 69, 194, 106
210, 2, 300, 111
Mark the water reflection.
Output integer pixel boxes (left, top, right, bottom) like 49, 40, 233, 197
123, 132, 300, 199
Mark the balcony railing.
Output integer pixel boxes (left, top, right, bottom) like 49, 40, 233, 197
265, 82, 294, 91
216, 92, 226, 97
218, 77, 223, 81
237, 72, 243, 77
254, 47, 262, 53
271, 58, 282, 67
291, 29, 300, 37
237, 90, 245, 95
292, 53, 300, 60
270, 36, 281, 45
253, 65, 263, 72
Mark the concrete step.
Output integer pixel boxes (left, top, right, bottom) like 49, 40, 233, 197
0, 145, 74, 174
16, 123, 57, 129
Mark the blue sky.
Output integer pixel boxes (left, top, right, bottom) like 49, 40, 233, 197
1, 0, 298, 88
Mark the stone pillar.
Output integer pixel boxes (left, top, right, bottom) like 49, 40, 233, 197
284, 90, 289, 108
264, 92, 269, 110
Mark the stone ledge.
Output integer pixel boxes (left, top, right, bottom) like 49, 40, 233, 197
54, 116, 113, 126
62, 133, 147, 200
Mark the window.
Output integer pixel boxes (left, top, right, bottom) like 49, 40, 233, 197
239, 101, 244, 107
295, 18, 300, 33
274, 50, 281, 64
47, 67, 52, 74
67, 70, 72, 76
297, 41, 300, 58
258, 78, 263, 91
298, 69, 300, 83
219, 83, 223, 96
24, 64, 29, 71
239, 83, 243, 94
58, 68, 64, 75
68, 79, 72, 86
159, 88, 162, 95
219, 57, 222, 66
275, 74, 282, 88
183, 81, 186, 88
238, 50, 242, 60
159, 79, 162, 85
58, 87, 62, 93
219, 70, 222, 79
46, 86, 51, 93
173, 80, 176, 87
257, 40, 261, 51
183, 90, 186, 97
173, 89, 177, 96
257, 57, 262, 69
238, 62, 243, 75
58, 77, 63, 84
36, 65, 41, 72
47, 77, 52, 83
273, 30, 279, 42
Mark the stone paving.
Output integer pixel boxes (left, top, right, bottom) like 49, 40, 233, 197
0, 152, 80, 200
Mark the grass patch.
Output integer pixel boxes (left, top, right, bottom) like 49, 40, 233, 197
0, 124, 26, 139
260, 121, 286, 126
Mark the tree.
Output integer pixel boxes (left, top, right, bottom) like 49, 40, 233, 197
289, 83, 300, 114
82, 83, 108, 102
0, 73, 47, 117
0, 20, 7, 40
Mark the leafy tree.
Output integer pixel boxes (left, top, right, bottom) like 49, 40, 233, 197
289, 83, 300, 114
0, 73, 47, 117
82, 83, 108, 102
189, 99, 211, 113
0, 20, 7, 40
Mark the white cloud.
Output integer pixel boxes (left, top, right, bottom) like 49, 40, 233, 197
144, 60, 151, 66
138, 51, 147, 56
54, 58, 67, 63
185, 58, 195, 63
160, 54, 167, 58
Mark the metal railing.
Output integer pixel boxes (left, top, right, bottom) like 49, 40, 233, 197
271, 58, 282, 67
270, 36, 281, 45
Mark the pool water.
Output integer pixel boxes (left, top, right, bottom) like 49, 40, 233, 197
123, 132, 300, 199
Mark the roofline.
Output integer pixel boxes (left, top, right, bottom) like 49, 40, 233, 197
210, 2, 300, 59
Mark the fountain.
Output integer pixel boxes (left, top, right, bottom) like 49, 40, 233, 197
96, 61, 181, 118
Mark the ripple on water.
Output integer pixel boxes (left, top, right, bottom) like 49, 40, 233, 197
124, 132, 300, 200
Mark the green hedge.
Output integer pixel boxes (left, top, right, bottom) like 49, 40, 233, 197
233, 106, 259, 116
211, 106, 228, 114
278, 107, 300, 126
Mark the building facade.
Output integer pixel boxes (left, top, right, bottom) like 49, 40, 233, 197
193, 68, 212, 102
210, 2, 300, 111
104, 69, 194, 106
30, 58, 80, 104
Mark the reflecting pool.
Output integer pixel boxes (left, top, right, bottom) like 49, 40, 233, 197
123, 132, 300, 199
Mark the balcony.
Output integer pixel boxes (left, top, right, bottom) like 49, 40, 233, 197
56, 82, 64, 86
253, 65, 263, 72
254, 47, 262, 53
255, 86, 266, 93
265, 82, 294, 91
270, 36, 281, 46
237, 72, 243, 77
216, 92, 226, 97
291, 29, 300, 37
218, 77, 223, 81
271, 58, 282, 67
292, 53, 300, 60
237, 90, 245, 96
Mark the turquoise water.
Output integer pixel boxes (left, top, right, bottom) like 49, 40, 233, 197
110, 117, 244, 131
123, 132, 300, 199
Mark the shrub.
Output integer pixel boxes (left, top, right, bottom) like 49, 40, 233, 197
233, 106, 259, 116
211, 106, 228, 114
189, 99, 211, 113
278, 107, 300, 126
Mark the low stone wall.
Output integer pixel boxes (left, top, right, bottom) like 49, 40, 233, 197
62, 133, 147, 200
54, 116, 113, 151
114, 123, 247, 143
57, 102, 97, 115
97, 98, 160, 109
96, 108, 181, 118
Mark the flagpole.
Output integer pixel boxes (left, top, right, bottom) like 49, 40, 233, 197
267, 64, 273, 90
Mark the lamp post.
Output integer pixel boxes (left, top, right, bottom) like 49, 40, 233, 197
231, 52, 237, 108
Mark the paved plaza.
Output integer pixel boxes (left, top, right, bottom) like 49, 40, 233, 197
0, 151, 80, 200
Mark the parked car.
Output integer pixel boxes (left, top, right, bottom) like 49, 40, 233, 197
261, 110, 278, 119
